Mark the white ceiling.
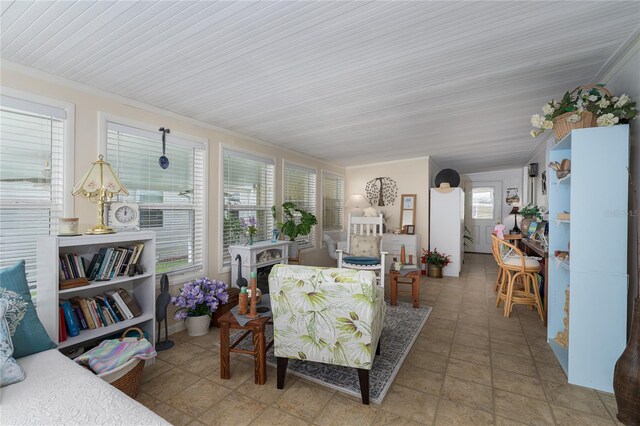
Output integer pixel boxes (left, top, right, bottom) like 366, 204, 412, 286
2, 1, 639, 173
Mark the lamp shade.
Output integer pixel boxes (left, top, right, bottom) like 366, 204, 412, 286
508, 206, 520, 215
72, 155, 128, 198
346, 193, 371, 217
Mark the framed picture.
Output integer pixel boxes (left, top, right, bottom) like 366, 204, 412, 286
403, 195, 415, 209
400, 194, 417, 230
403, 225, 415, 235
541, 171, 547, 195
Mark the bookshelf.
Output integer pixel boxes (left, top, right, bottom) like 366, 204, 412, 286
37, 231, 156, 352
547, 125, 628, 392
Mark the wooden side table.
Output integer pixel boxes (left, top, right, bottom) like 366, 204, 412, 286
390, 270, 421, 308
218, 311, 273, 385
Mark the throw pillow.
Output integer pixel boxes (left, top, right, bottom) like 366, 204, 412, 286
0, 260, 56, 358
0, 299, 26, 387
350, 235, 382, 258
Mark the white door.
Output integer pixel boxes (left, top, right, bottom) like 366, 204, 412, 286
464, 181, 502, 253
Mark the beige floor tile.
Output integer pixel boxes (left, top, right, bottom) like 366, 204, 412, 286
446, 357, 492, 386
189, 328, 220, 350
543, 381, 611, 418
492, 352, 538, 377
405, 348, 449, 373
142, 359, 174, 383
179, 349, 220, 377
413, 334, 451, 356
143, 367, 202, 401
597, 391, 619, 420
209, 358, 255, 390
454, 331, 490, 350
450, 343, 491, 366
157, 342, 207, 366
531, 347, 561, 365
394, 363, 444, 396
135, 391, 160, 409
441, 376, 493, 412
434, 398, 493, 426
536, 360, 568, 384
495, 416, 529, 425
166, 378, 232, 417
455, 321, 490, 337
187, 420, 208, 426
494, 389, 554, 426
492, 368, 546, 401
490, 329, 527, 345
551, 404, 615, 426
313, 394, 378, 426
235, 366, 296, 405
198, 393, 266, 426
251, 406, 310, 426
374, 409, 424, 426
490, 338, 533, 359
153, 403, 194, 426
272, 379, 333, 422
381, 384, 438, 424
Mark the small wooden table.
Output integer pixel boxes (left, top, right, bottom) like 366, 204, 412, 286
218, 311, 273, 385
390, 269, 421, 308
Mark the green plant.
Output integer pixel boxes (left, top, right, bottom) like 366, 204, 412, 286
464, 225, 473, 248
278, 202, 318, 241
530, 84, 637, 137
421, 249, 452, 268
520, 203, 543, 221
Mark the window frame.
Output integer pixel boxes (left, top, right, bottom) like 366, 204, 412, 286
283, 160, 318, 251
218, 145, 276, 273
321, 170, 345, 238
98, 112, 208, 285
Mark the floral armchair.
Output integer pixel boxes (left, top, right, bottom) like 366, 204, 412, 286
268, 264, 385, 404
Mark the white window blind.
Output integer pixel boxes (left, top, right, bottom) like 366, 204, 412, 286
106, 122, 205, 276
0, 95, 66, 301
322, 171, 344, 232
222, 149, 274, 267
284, 163, 316, 249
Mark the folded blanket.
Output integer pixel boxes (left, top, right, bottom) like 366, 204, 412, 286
74, 338, 157, 375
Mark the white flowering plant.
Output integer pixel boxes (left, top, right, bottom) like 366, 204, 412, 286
530, 84, 637, 137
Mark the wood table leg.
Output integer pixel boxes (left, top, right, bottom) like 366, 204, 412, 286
220, 322, 230, 380
412, 274, 420, 308
254, 328, 267, 385
390, 272, 398, 306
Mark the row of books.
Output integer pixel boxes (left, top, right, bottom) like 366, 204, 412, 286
58, 288, 143, 341
58, 243, 144, 288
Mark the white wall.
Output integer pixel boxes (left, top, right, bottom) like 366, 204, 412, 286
525, 138, 554, 210
346, 157, 430, 251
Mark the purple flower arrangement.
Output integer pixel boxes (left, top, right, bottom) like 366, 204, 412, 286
172, 277, 229, 320
240, 216, 258, 237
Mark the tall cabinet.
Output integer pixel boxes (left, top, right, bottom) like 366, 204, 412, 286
37, 231, 156, 351
547, 125, 628, 392
430, 187, 464, 277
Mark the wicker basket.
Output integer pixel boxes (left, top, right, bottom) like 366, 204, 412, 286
552, 85, 612, 140
96, 327, 147, 398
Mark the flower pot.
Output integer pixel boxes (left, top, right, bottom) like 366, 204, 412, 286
520, 216, 535, 236
185, 315, 210, 337
553, 111, 596, 140
613, 298, 640, 425
428, 265, 443, 278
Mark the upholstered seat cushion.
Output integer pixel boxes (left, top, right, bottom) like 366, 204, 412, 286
503, 256, 540, 268
343, 256, 381, 266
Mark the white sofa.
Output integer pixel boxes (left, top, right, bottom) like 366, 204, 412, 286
0, 349, 169, 426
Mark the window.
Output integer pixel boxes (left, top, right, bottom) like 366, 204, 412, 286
222, 150, 274, 267
284, 163, 317, 249
0, 95, 68, 301
471, 187, 495, 219
106, 121, 206, 276
322, 171, 344, 232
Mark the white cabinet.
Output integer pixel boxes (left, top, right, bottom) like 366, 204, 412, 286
229, 241, 289, 289
429, 188, 464, 277
381, 234, 421, 273
36, 231, 156, 351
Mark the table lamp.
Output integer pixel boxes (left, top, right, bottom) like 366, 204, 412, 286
508, 206, 520, 234
346, 193, 371, 217
72, 154, 128, 234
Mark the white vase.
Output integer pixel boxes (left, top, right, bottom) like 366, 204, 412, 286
185, 315, 210, 337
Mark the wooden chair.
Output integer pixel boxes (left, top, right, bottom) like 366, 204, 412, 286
336, 214, 387, 289
495, 238, 544, 320
490, 234, 505, 292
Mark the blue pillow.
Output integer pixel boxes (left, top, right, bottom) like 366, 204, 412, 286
0, 299, 25, 387
343, 256, 381, 266
0, 260, 56, 358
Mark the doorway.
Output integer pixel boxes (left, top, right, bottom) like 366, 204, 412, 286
465, 181, 502, 253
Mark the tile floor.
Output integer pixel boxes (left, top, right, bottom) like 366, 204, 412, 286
138, 254, 621, 425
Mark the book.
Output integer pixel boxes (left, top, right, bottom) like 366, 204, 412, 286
86, 253, 101, 281
97, 295, 120, 323
96, 248, 112, 280
131, 243, 144, 265
106, 290, 134, 320
59, 257, 69, 280
88, 299, 103, 327
101, 307, 113, 325
93, 299, 108, 327
71, 297, 96, 329
58, 307, 67, 342
73, 254, 85, 278
123, 246, 137, 276
108, 297, 126, 322
60, 300, 79, 337
117, 288, 142, 317
66, 254, 79, 278
73, 306, 87, 330
119, 248, 134, 276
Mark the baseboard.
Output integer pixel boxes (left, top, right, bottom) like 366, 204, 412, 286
168, 321, 185, 336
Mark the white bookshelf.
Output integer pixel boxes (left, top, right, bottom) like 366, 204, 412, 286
36, 231, 156, 352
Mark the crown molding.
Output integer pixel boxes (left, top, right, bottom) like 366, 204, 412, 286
346, 155, 431, 170
595, 24, 640, 83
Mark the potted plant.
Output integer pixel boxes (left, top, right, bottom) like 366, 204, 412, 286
277, 202, 318, 259
422, 249, 452, 278
172, 278, 228, 336
240, 216, 258, 245
519, 203, 543, 236
530, 84, 637, 140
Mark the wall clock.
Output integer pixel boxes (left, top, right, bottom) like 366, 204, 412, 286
108, 202, 140, 232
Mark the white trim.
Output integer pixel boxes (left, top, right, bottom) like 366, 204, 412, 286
0, 86, 75, 217
2, 60, 341, 170
221, 146, 276, 165
346, 155, 431, 170
320, 169, 346, 239
595, 24, 640, 83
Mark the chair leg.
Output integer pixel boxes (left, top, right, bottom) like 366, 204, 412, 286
357, 368, 370, 405
531, 273, 545, 321
496, 269, 508, 308
504, 272, 518, 317
494, 267, 502, 292
276, 357, 288, 389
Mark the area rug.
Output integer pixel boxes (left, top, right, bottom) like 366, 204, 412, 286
231, 301, 431, 404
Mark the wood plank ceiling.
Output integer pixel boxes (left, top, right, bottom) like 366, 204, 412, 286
2, 1, 639, 172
